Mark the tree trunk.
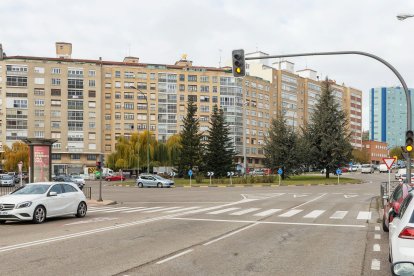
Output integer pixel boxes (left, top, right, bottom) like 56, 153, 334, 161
325, 168, 330, 179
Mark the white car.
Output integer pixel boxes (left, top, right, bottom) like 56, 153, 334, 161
0, 175, 15, 186
71, 175, 86, 187
396, 169, 407, 180
361, 164, 374, 174
389, 190, 414, 264
0, 182, 87, 224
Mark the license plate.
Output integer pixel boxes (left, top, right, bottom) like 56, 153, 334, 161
0, 211, 8, 215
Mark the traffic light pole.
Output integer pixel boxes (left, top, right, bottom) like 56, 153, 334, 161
98, 155, 103, 202
245, 50, 412, 183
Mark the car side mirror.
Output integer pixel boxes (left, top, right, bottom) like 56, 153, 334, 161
392, 262, 414, 275
49, 191, 57, 197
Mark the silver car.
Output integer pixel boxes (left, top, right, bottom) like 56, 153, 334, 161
0, 175, 15, 187
136, 174, 174, 188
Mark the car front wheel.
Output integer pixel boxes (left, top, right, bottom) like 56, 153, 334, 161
76, 202, 87, 218
157, 183, 163, 188
138, 182, 143, 188
33, 206, 46, 224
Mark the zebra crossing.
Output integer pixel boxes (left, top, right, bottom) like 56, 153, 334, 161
87, 205, 372, 221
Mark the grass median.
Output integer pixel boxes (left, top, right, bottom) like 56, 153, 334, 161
105, 174, 362, 187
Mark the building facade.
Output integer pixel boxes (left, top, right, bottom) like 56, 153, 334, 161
362, 140, 389, 164
0, 43, 363, 174
370, 87, 414, 148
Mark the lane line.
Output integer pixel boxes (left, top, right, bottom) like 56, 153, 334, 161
291, 193, 327, 209
373, 244, 380, 252
374, 234, 381, 240
253, 209, 281, 217
330, 211, 348, 220
168, 217, 366, 228
375, 226, 380, 231
156, 249, 193, 264
357, 211, 372, 220
203, 223, 259, 246
279, 209, 303, 217
143, 207, 182, 213
208, 208, 240, 215
101, 207, 137, 213
165, 207, 200, 213
371, 259, 380, 270
123, 207, 162, 213
230, 208, 261, 216
303, 210, 325, 219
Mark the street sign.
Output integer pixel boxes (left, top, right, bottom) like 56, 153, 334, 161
231, 172, 234, 176
277, 168, 283, 175
383, 158, 396, 170
227, 172, 230, 176
170, 172, 176, 177
393, 155, 398, 161
336, 168, 342, 175
207, 172, 214, 176
188, 170, 193, 177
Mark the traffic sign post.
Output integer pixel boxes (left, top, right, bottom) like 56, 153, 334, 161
277, 168, 283, 186
188, 169, 193, 187
383, 158, 396, 198
227, 172, 234, 185
170, 172, 176, 182
336, 168, 342, 185
18, 161, 23, 186
207, 172, 214, 185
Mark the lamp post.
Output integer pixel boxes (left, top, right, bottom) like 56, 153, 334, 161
397, 14, 414, 21
130, 86, 150, 174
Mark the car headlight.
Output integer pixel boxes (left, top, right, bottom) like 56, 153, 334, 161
16, 201, 32, 209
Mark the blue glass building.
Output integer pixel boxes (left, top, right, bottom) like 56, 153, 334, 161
370, 87, 414, 148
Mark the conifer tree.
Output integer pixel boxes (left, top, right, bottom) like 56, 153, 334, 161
205, 105, 235, 177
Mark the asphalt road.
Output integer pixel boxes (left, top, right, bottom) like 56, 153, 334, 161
0, 172, 392, 276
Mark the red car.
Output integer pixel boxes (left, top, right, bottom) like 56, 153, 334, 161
383, 183, 413, 232
105, 175, 126, 182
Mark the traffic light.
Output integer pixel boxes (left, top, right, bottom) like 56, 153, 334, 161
232, 49, 245, 77
406, 130, 414, 152
96, 161, 102, 170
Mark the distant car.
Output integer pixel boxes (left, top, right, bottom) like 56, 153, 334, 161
396, 169, 407, 180
0, 175, 15, 187
339, 167, 349, 173
70, 175, 85, 189
389, 190, 414, 265
361, 164, 374, 174
105, 175, 126, 182
379, 164, 390, 173
349, 165, 358, 172
136, 174, 174, 188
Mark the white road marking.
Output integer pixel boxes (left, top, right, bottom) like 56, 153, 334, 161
375, 226, 380, 231
330, 211, 348, 220
230, 208, 260, 216
156, 249, 193, 264
102, 207, 136, 213
279, 210, 303, 217
253, 209, 282, 217
293, 194, 309, 198
291, 193, 327, 209
123, 207, 162, 213
344, 195, 358, 198
165, 207, 200, 213
169, 217, 366, 228
357, 211, 372, 220
373, 244, 380, 251
303, 210, 325, 219
371, 259, 380, 270
64, 217, 118, 225
143, 207, 182, 213
203, 223, 259, 246
208, 208, 240, 215
375, 234, 381, 240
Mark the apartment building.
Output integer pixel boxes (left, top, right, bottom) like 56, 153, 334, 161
362, 140, 389, 164
0, 43, 363, 173
246, 51, 363, 149
370, 87, 414, 148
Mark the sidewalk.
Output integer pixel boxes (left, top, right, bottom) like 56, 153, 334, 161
87, 199, 117, 206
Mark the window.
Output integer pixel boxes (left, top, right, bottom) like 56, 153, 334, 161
89, 80, 96, 87
51, 100, 61, 106
51, 154, 61, 160
34, 88, 45, 96
70, 154, 81, 160
200, 76, 209, 83
51, 110, 61, 117
35, 99, 45, 106
124, 103, 134, 110
34, 131, 44, 138
68, 111, 83, 120
63, 184, 77, 193
51, 132, 61, 139
51, 89, 61, 96
88, 101, 96, 108
88, 90, 96, 98
34, 67, 44, 74
89, 122, 96, 129
200, 86, 209, 92
68, 79, 83, 89
7, 76, 27, 87
188, 85, 197, 92
87, 154, 97, 161
51, 68, 61, 74
51, 121, 61, 128
68, 121, 83, 131
68, 100, 83, 110
88, 133, 96, 140
188, 75, 197, 82
115, 71, 121, 78
34, 120, 44, 128
124, 113, 134, 120
89, 112, 96, 118
35, 110, 44, 117
51, 78, 61, 86
124, 92, 134, 99
68, 89, 83, 99
88, 70, 96, 77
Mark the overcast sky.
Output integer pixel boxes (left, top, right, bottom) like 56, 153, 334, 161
2, 0, 414, 131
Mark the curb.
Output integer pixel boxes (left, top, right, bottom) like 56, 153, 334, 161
107, 182, 363, 188
87, 199, 117, 206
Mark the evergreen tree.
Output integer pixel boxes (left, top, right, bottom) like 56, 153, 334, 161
178, 98, 203, 174
263, 111, 298, 180
306, 79, 353, 178
205, 105, 235, 177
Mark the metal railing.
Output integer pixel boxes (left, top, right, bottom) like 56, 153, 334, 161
83, 186, 91, 199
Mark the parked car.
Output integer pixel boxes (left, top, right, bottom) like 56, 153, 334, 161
399, 174, 414, 184
349, 165, 358, 172
0, 175, 15, 187
0, 182, 87, 224
361, 164, 374, 174
70, 175, 85, 189
383, 183, 413, 232
379, 164, 390, 173
388, 189, 414, 265
396, 169, 407, 180
136, 174, 174, 188
339, 167, 349, 173
105, 174, 126, 182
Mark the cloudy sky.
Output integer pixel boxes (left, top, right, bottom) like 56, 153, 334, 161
2, 0, 414, 131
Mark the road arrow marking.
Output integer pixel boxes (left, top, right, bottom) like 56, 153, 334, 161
344, 195, 358, 198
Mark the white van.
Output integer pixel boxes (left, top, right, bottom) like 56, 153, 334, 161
395, 168, 406, 180
379, 164, 389, 173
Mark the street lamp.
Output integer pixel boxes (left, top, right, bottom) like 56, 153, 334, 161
397, 14, 414, 20
130, 86, 150, 174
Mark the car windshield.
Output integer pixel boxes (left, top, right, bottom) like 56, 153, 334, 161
11, 184, 50, 195
1, 175, 13, 180
362, 165, 370, 168
72, 176, 81, 179
153, 175, 165, 180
